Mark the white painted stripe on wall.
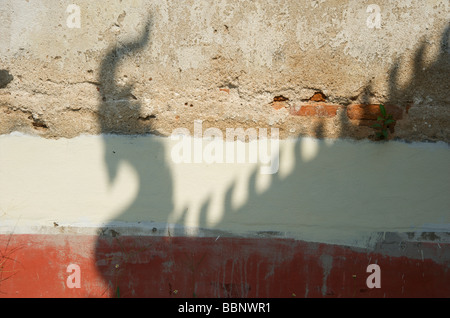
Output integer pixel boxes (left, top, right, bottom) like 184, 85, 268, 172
0, 133, 449, 247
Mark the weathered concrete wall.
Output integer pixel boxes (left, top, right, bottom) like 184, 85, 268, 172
0, 0, 449, 141
1, 1, 449, 298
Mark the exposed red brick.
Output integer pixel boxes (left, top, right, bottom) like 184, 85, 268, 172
347, 104, 403, 121
271, 96, 289, 110
219, 88, 230, 94
294, 103, 341, 118
272, 101, 287, 110
310, 92, 326, 102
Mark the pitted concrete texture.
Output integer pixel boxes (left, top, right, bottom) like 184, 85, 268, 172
0, 0, 449, 141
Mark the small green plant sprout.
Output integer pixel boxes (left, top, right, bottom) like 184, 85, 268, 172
372, 104, 395, 140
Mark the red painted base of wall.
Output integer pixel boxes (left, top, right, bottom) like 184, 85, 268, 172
0, 234, 448, 298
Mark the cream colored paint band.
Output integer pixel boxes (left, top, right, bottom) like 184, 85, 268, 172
0, 133, 449, 247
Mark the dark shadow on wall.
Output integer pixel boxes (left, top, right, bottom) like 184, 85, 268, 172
94, 16, 174, 297
385, 24, 450, 141
388, 24, 449, 109
93, 20, 449, 297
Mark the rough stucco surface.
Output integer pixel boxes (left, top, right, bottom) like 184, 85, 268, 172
0, 0, 449, 141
